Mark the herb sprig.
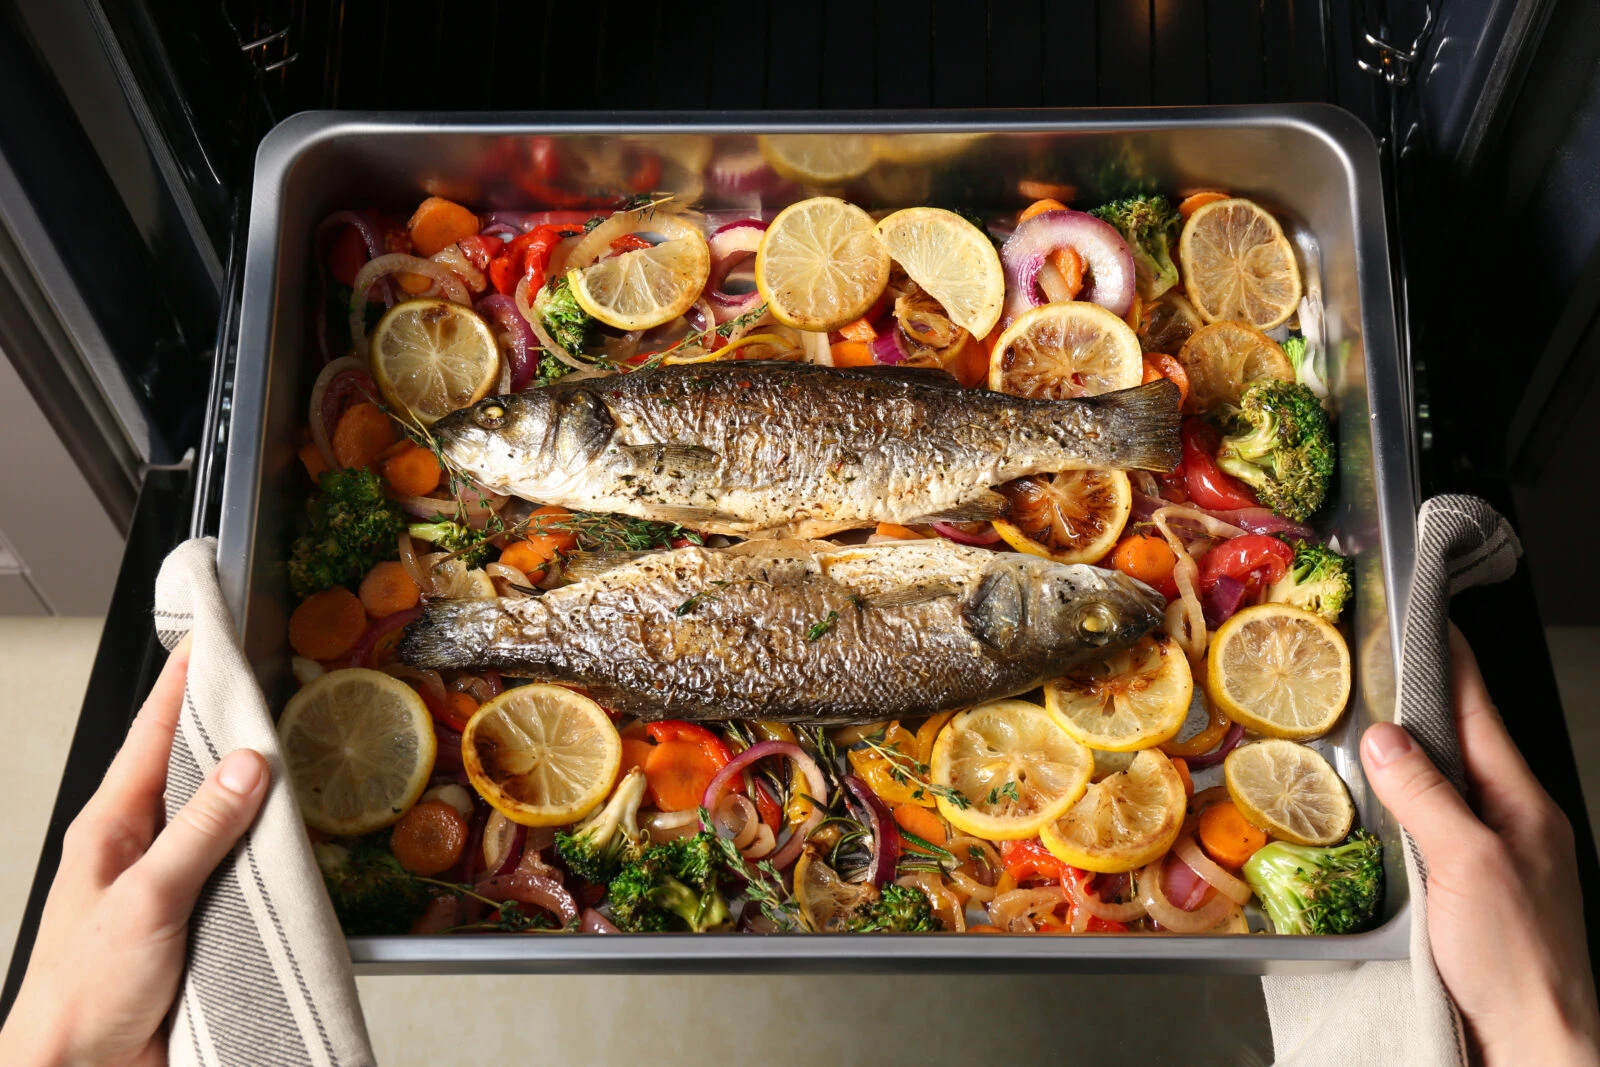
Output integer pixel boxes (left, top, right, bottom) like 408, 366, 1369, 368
856, 732, 972, 810
701, 808, 805, 931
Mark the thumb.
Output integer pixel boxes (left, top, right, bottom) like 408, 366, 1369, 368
131, 749, 270, 920
1361, 722, 1484, 868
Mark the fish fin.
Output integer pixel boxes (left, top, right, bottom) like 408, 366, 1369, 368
560, 550, 658, 581
962, 564, 1026, 652
644, 504, 732, 526
619, 443, 720, 476
861, 581, 964, 610
908, 490, 1010, 524
1079, 378, 1183, 472
843, 364, 963, 388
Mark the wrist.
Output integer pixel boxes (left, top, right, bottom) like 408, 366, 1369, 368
0, 986, 71, 1067
1477, 994, 1600, 1067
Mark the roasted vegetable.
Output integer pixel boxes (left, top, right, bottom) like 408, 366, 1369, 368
288, 468, 408, 597
1243, 831, 1383, 936
555, 768, 648, 883
537, 275, 597, 355
1268, 539, 1352, 623
315, 837, 432, 936
407, 519, 492, 568
608, 830, 730, 933
1090, 194, 1181, 299
1216, 379, 1335, 522
844, 883, 942, 933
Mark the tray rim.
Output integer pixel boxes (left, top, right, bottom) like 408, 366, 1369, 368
224, 104, 1416, 973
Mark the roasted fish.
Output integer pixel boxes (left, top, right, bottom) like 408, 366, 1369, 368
427, 361, 1180, 538
400, 538, 1166, 723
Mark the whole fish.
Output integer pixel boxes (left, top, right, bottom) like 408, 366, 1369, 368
427, 361, 1179, 538
400, 538, 1166, 723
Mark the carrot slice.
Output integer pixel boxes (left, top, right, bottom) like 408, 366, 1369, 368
390, 800, 470, 876
288, 586, 368, 661
1142, 351, 1190, 408
498, 505, 580, 582
332, 402, 397, 471
298, 441, 329, 483
1018, 179, 1077, 202
443, 691, 478, 733
383, 444, 442, 496
874, 522, 926, 540
1178, 191, 1230, 220
407, 196, 481, 257
894, 803, 949, 848
830, 340, 876, 368
644, 739, 724, 812
838, 317, 878, 343
1019, 198, 1067, 223
1198, 800, 1268, 869
1172, 757, 1194, 799
359, 560, 421, 618
1050, 246, 1085, 299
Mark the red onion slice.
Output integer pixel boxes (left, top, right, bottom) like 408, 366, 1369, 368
1181, 721, 1246, 772
842, 775, 902, 889
581, 907, 620, 934
433, 724, 465, 774
706, 221, 767, 321
474, 852, 577, 926
1174, 835, 1254, 905
349, 254, 472, 356
999, 209, 1135, 324
477, 293, 538, 390
707, 150, 771, 195
345, 606, 424, 668
307, 356, 370, 470
869, 328, 910, 365
1202, 574, 1248, 629
930, 521, 1002, 546
1162, 851, 1213, 911
700, 740, 828, 870
1138, 857, 1241, 933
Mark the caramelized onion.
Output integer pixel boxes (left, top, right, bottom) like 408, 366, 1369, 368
987, 887, 1066, 933
1136, 859, 1241, 933
1064, 870, 1148, 923
898, 873, 967, 932
1174, 835, 1254, 906
350, 254, 471, 355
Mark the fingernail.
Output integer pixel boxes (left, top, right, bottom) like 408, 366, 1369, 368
217, 749, 265, 796
1364, 723, 1414, 767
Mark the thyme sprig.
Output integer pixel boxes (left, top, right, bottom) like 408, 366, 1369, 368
855, 732, 972, 810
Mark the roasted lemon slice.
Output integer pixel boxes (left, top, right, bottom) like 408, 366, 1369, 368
278, 668, 437, 836
757, 133, 876, 183
1044, 635, 1194, 751
992, 470, 1132, 565
1040, 749, 1186, 874
369, 299, 500, 426
462, 684, 622, 827
1208, 604, 1351, 739
1224, 738, 1353, 846
1138, 290, 1204, 356
756, 196, 891, 332
989, 301, 1145, 399
929, 700, 1093, 840
1178, 197, 1303, 329
794, 850, 876, 933
567, 233, 712, 331
874, 207, 1005, 339
1174, 320, 1295, 413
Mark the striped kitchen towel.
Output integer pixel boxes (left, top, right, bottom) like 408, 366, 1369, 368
156, 537, 374, 1067
1263, 495, 1522, 1067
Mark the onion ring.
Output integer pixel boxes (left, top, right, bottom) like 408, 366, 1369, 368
1136, 859, 1241, 933
1174, 835, 1254, 906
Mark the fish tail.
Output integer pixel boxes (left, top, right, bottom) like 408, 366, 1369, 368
398, 600, 503, 671
1078, 378, 1183, 472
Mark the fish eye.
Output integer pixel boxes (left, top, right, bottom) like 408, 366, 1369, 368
473, 402, 506, 429
1077, 603, 1118, 645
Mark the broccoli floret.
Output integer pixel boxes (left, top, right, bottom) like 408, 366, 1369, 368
288, 467, 407, 597
607, 830, 730, 933
844, 884, 942, 933
555, 768, 648, 883
1269, 539, 1352, 623
1216, 379, 1335, 522
407, 519, 492, 568
315, 837, 433, 936
1090, 194, 1181, 300
1243, 831, 1383, 935
531, 350, 572, 388
537, 275, 597, 356
1281, 335, 1307, 372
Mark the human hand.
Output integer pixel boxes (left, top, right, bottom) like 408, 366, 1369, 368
1361, 624, 1600, 1066
0, 636, 269, 1067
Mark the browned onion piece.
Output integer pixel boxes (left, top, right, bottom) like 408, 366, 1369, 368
350, 254, 471, 355
988, 887, 1066, 933
380, 664, 446, 716
1174, 836, 1254, 906
1064, 871, 1148, 924
898, 873, 966, 933
309, 356, 366, 470
1136, 859, 1241, 933
713, 793, 760, 851
397, 531, 428, 591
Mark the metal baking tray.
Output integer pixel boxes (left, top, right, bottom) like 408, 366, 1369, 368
221, 107, 1415, 973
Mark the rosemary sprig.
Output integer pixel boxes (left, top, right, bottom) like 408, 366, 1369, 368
523, 510, 703, 553
701, 807, 804, 931
804, 610, 840, 641
627, 301, 770, 372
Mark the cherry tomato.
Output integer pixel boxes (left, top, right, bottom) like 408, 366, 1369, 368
1181, 417, 1258, 511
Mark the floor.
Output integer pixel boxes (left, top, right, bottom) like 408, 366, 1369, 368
0, 617, 1273, 1064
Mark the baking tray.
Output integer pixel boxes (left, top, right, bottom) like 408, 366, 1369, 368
221, 107, 1415, 973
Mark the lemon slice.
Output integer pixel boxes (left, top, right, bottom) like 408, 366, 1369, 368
1178, 198, 1303, 329
874, 207, 1005, 339
989, 301, 1144, 399
462, 684, 622, 827
872, 132, 986, 165
1175, 320, 1295, 413
369, 299, 501, 427
1044, 635, 1194, 751
278, 668, 437, 836
567, 233, 711, 331
928, 699, 1093, 840
756, 196, 891, 332
1138, 290, 1204, 356
421, 556, 496, 599
757, 134, 876, 183
992, 470, 1132, 565
1208, 604, 1351, 739
1224, 738, 1353, 846
794, 850, 875, 933
1039, 749, 1186, 873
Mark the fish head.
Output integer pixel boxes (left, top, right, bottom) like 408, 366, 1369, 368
427, 388, 614, 495
964, 555, 1166, 657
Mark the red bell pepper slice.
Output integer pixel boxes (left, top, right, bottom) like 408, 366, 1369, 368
609, 233, 653, 255
1000, 839, 1070, 884
644, 720, 734, 769
1181, 417, 1258, 511
1197, 533, 1295, 597
455, 233, 505, 272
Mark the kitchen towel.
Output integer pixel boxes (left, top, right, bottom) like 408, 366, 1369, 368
1263, 494, 1522, 1067
155, 537, 374, 1067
